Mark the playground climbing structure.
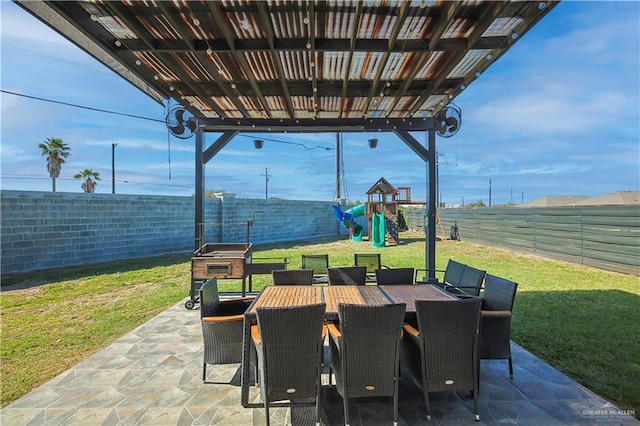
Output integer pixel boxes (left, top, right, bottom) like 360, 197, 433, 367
365, 177, 418, 247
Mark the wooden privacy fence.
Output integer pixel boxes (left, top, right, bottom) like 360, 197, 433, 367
404, 206, 640, 276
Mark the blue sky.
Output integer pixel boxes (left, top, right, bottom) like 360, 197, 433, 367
1, 1, 638, 205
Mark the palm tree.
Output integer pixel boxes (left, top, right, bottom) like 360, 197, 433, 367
74, 169, 101, 193
39, 138, 71, 192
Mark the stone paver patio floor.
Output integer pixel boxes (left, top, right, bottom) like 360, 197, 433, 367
1, 299, 637, 425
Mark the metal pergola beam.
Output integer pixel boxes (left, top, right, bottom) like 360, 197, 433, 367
197, 117, 436, 133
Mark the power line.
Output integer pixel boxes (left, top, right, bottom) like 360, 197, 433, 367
1, 89, 164, 123
1, 41, 120, 78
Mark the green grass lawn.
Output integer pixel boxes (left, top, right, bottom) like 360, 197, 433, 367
1, 232, 639, 417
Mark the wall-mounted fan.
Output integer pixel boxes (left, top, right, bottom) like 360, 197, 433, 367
165, 106, 197, 139
435, 103, 462, 138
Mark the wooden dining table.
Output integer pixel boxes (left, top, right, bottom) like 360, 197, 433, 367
379, 284, 458, 310
240, 284, 457, 407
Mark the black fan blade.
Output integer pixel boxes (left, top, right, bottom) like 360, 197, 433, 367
445, 116, 458, 132
186, 118, 197, 133
169, 124, 185, 135
173, 108, 185, 124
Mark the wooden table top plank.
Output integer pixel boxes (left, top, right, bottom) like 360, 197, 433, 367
249, 285, 322, 313
323, 286, 391, 314
379, 284, 458, 312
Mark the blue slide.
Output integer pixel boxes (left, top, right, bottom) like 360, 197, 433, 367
332, 204, 365, 241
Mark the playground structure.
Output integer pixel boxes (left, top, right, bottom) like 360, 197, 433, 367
333, 177, 422, 247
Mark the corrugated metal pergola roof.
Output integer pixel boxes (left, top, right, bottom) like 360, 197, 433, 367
15, 0, 559, 272
16, 0, 558, 132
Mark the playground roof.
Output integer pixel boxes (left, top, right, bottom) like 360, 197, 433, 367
367, 177, 397, 195
16, 0, 558, 133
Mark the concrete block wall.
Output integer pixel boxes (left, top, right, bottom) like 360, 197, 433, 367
209, 198, 339, 244
1, 191, 340, 274
1, 191, 195, 274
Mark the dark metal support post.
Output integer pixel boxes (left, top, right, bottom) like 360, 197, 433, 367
111, 143, 117, 194
195, 130, 238, 250
335, 132, 341, 200
426, 129, 437, 280
194, 129, 204, 250
393, 129, 437, 280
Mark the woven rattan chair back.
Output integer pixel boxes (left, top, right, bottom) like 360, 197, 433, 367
403, 297, 482, 421
375, 267, 415, 285
483, 274, 518, 311
254, 303, 326, 426
327, 266, 367, 286
329, 303, 406, 425
271, 269, 314, 285
199, 278, 253, 381
480, 274, 518, 378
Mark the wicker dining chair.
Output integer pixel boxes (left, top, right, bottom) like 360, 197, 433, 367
480, 274, 519, 378
353, 253, 388, 282
327, 266, 367, 286
301, 254, 330, 283
327, 303, 406, 426
251, 303, 326, 426
402, 297, 482, 421
271, 269, 314, 285
419, 261, 486, 296
375, 267, 415, 285
415, 258, 465, 285
455, 265, 487, 296
199, 278, 254, 382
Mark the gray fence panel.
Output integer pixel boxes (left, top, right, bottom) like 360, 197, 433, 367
433, 206, 640, 276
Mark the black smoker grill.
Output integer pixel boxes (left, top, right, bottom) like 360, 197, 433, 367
187, 243, 288, 309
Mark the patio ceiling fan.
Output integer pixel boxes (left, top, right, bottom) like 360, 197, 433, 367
165, 106, 197, 139
435, 103, 462, 138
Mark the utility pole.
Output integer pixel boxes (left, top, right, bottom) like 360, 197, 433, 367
489, 179, 492, 207
435, 152, 440, 208
261, 168, 271, 199
111, 143, 117, 194
335, 132, 341, 201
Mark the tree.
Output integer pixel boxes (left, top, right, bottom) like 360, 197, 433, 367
74, 169, 101, 193
463, 200, 486, 209
39, 138, 70, 192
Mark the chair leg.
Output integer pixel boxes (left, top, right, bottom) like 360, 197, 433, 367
315, 374, 322, 426
343, 396, 350, 426
421, 374, 432, 421
202, 363, 206, 382
264, 401, 270, 426
508, 356, 514, 379
423, 390, 431, 421
393, 378, 399, 426
473, 380, 480, 421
